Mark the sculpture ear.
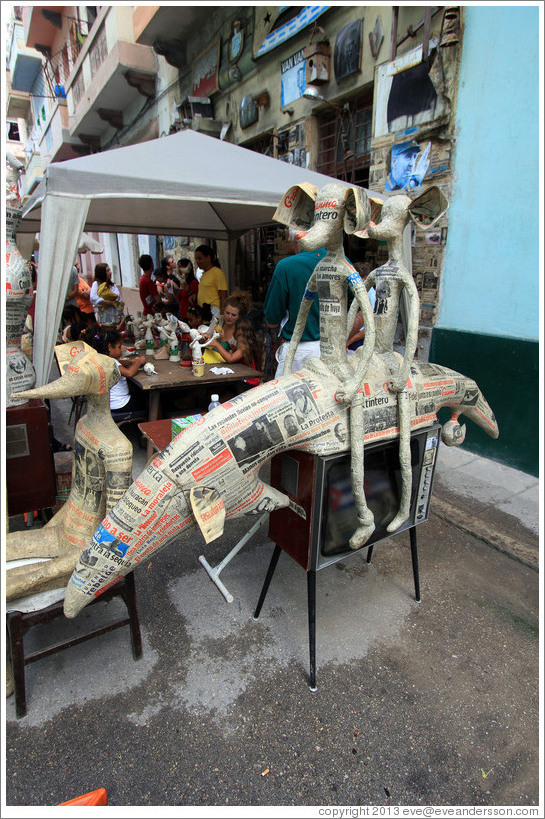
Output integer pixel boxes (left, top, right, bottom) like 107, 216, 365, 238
409, 185, 449, 230
273, 183, 318, 230
343, 187, 371, 235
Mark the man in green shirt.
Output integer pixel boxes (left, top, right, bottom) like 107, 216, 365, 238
264, 246, 325, 377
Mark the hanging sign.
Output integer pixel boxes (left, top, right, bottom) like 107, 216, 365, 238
255, 6, 330, 58
193, 37, 220, 97
281, 49, 306, 107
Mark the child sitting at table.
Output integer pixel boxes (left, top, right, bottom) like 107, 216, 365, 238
205, 317, 262, 390
186, 303, 212, 331
82, 325, 147, 418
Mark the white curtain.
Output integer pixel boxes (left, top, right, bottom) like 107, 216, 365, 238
33, 194, 90, 386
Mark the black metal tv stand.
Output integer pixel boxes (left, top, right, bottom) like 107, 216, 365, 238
253, 526, 421, 692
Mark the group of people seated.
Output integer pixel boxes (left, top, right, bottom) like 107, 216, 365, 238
57, 247, 264, 419
137, 246, 263, 383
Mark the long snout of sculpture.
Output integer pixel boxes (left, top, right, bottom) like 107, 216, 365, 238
297, 222, 332, 252
10, 370, 88, 402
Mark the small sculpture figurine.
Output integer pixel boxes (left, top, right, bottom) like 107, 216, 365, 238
189, 328, 219, 364
127, 312, 144, 339
141, 314, 156, 355
159, 325, 180, 362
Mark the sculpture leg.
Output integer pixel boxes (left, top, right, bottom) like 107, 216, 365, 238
6, 551, 82, 602
387, 389, 412, 532
348, 395, 375, 550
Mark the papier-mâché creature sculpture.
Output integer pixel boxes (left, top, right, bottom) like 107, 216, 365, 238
279, 182, 378, 548
61, 182, 498, 619
6, 341, 133, 600
360, 186, 449, 532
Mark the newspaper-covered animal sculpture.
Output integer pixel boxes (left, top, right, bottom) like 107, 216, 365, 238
278, 182, 378, 548
6, 342, 133, 600
63, 369, 498, 618
62, 182, 498, 619
358, 186, 449, 532
6, 151, 36, 405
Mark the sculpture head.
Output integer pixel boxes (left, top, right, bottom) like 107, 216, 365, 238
10, 341, 119, 402
367, 186, 449, 242
274, 182, 375, 252
6, 151, 24, 204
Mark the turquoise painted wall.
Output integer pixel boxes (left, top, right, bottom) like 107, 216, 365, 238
436, 5, 540, 340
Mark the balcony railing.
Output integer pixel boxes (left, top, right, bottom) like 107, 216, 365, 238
38, 18, 92, 99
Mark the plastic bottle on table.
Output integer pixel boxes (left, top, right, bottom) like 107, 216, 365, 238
208, 394, 220, 412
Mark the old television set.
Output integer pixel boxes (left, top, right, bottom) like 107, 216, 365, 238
268, 423, 441, 571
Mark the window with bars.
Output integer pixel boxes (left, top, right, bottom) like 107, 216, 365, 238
316, 92, 373, 186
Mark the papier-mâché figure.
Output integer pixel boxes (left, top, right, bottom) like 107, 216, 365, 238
278, 182, 378, 548
6, 151, 36, 405
6, 341, 133, 600
359, 186, 449, 532
189, 328, 219, 364
62, 181, 498, 619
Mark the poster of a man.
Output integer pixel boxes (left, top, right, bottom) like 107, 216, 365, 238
385, 141, 430, 191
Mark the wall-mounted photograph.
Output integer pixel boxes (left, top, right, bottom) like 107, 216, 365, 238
374, 44, 447, 137
385, 140, 431, 191
334, 19, 362, 81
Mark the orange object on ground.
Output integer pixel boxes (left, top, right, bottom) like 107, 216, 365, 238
58, 788, 108, 806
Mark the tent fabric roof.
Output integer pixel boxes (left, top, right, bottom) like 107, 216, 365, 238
21, 129, 385, 238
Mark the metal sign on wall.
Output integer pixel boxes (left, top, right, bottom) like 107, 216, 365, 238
192, 37, 221, 97
281, 49, 306, 107
254, 6, 330, 58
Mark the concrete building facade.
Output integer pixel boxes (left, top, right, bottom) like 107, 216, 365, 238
5, 4, 540, 473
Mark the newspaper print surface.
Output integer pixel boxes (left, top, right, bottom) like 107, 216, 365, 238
64, 351, 498, 617
6, 153, 35, 405
6, 342, 133, 600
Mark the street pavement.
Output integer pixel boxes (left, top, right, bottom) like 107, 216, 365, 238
4, 398, 541, 811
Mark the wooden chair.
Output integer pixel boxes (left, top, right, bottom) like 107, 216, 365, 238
6, 568, 142, 718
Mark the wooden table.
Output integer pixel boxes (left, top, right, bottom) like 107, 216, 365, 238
138, 418, 177, 454
130, 359, 262, 458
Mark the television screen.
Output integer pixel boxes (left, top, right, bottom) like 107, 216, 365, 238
269, 424, 440, 572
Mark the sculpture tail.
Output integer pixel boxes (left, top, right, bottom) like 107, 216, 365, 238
435, 372, 499, 445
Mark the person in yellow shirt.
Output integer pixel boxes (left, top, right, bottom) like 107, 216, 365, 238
194, 245, 228, 312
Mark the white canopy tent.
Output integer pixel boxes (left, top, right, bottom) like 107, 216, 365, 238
20, 129, 385, 386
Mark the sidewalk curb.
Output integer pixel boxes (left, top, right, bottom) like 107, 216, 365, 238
431, 497, 539, 572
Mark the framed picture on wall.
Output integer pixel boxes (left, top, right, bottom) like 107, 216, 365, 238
334, 19, 362, 81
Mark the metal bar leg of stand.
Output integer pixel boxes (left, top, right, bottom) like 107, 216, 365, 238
366, 545, 374, 564
409, 527, 421, 603
7, 613, 27, 718
253, 544, 281, 620
308, 570, 317, 692
122, 572, 143, 660
199, 514, 268, 604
